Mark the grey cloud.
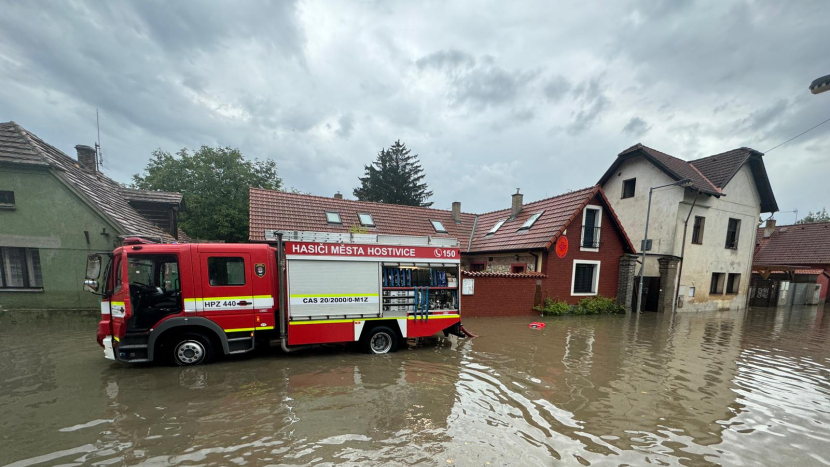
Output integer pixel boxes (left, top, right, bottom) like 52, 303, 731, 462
622, 117, 651, 137
336, 113, 355, 139
451, 66, 537, 110
543, 75, 571, 102
415, 49, 475, 71
566, 77, 610, 135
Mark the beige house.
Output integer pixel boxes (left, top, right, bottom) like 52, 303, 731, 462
598, 144, 777, 312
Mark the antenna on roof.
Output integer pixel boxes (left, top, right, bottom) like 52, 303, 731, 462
95, 109, 103, 169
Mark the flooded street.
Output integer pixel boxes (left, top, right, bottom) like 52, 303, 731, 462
2, 308, 830, 466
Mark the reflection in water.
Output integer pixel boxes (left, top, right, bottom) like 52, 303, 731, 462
1, 307, 830, 466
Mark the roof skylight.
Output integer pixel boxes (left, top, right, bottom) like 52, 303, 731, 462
487, 219, 507, 235
431, 220, 447, 233
518, 211, 543, 230
358, 213, 375, 227
325, 211, 342, 224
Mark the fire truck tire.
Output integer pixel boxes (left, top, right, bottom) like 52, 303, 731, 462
170, 333, 214, 366
362, 326, 399, 354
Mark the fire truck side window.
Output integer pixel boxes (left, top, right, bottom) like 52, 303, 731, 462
126, 254, 181, 331
208, 257, 246, 286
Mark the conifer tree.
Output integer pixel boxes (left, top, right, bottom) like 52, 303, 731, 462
353, 140, 433, 207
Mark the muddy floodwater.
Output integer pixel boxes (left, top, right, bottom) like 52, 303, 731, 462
2, 308, 830, 466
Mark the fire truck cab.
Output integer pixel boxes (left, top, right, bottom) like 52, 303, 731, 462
85, 231, 466, 365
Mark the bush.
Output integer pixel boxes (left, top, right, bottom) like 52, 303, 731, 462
534, 296, 624, 316
576, 296, 625, 315
534, 298, 572, 316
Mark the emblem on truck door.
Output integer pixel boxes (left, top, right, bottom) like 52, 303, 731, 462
255, 263, 266, 277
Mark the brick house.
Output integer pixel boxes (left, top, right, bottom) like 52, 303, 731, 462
751, 220, 830, 306
0, 121, 185, 310
249, 186, 636, 316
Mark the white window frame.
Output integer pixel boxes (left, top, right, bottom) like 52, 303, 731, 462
571, 259, 601, 296
430, 219, 447, 233
580, 204, 602, 252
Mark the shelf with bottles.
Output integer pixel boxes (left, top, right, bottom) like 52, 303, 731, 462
381, 265, 458, 288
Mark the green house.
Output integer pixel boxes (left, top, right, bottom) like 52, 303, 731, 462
0, 122, 185, 311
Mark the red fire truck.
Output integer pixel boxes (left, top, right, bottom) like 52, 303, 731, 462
84, 231, 468, 365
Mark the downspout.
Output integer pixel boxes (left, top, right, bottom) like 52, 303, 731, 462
674, 190, 700, 311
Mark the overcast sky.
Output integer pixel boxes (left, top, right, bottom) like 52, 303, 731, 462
1, 0, 827, 219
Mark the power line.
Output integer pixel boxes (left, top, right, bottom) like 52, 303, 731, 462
764, 115, 830, 153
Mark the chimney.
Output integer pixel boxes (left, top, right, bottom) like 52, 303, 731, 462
333, 192, 343, 199
451, 201, 461, 223
763, 218, 777, 238
75, 145, 97, 174
511, 188, 523, 218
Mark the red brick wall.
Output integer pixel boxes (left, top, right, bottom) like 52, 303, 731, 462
460, 275, 541, 317
541, 194, 627, 304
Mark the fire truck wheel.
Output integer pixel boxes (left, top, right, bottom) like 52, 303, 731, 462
171, 333, 213, 366
362, 326, 399, 354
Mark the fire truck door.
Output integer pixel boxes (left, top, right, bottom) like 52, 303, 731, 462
197, 252, 256, 331
109, 250, 130, 340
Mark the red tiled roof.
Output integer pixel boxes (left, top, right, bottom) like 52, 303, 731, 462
462, 270, 547, 278
598, 143, 778, 213
249, 188, 477, 244
754, 223, 830, 266
466, 186, 634, 253
250, 186, 635, 255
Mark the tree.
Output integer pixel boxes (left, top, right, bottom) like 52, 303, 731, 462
133, 146, 282, 242
796, 208, 830, 224
353, 140, 433, 207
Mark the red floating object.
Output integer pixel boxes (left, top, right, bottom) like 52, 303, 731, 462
528, 322, 546, 329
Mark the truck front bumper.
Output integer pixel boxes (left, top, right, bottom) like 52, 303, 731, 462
103, 336, 115, 360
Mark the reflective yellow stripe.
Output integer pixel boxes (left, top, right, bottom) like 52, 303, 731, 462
224, 327, 255, 333
289, 293, 380, 298
184, 295, 271, 302
113, 336, 120, 342
112, 301, 125, 307
256, 326, 274, 331
289, 314, 460, 325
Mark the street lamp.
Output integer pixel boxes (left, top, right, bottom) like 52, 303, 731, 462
810, 74, 830, 95
636, 178, 693, 313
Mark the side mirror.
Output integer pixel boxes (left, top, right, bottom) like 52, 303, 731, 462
84, 279, 100, 293
86, 254, 102, 280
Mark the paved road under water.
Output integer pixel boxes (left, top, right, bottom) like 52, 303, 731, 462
2, 307, 830, 466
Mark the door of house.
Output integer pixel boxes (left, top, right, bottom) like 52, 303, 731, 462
632, 277, 660, 312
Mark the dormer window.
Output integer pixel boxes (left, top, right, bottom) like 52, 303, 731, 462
487, 219, 506, 235
358, 213, 375, 227
325, 211, 342, 224
518, 211, 543, 231
431, 220, 447, 233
